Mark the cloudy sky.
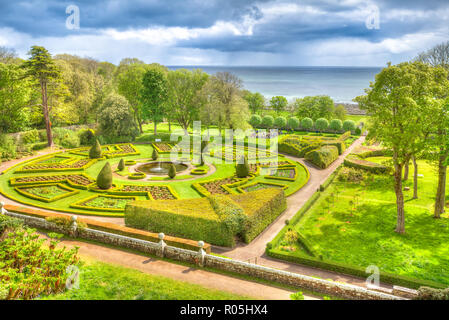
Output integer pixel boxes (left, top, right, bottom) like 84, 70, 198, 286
0, 0, 448, 66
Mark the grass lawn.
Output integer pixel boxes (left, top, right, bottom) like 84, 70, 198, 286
272, 158, 449, 286
41, 259, 251, 300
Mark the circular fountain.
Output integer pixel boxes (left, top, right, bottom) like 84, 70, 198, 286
136, 161, 188, 175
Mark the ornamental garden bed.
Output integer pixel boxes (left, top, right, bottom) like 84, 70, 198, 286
237, 181, 287, 193
15, 183, 79, 202
70, 195, 137, 212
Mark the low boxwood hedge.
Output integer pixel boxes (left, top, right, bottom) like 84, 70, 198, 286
128, 172, 146, 180
344, 155, 391, 174
305, 145, 339, 169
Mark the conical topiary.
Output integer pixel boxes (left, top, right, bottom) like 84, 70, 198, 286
236, 155, 250, 178
168, 163, 176, 179
89, 139, 102, 159
152, 148, 159, 161
97, 162, 113, 189
117, 158, 125, 171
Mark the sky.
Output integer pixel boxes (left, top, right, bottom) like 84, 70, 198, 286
0, 0, 448, 66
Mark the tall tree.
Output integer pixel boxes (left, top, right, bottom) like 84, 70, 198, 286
167, 69, 209, 135
0, 63, 32, 133
140, 68, 168, 136
356, 62, 448, 233
117, 63, 148, 133
205, 72, 247, 133
416, 41, 449, 218
269, 96, 288, 114
243, 91, 265, 114
0, 47, 18, 64
22, 46, 60, 146
294, 95, 335, 120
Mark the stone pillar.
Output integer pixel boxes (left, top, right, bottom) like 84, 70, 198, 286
0, 202, 5, 215
70, 215, 78, 237
197, 240, 206, 267
158, 233, 166, 258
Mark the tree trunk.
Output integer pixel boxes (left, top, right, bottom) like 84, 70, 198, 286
394, 161, 405, 234
168, 119, 171, 132
412, 156, 418, 199
154, 120, 157, 136
41, 81, 53, 147
403, 160, 409, 181
434, 150, 448, 218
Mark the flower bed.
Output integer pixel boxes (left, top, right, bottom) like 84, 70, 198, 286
124, 160, 137, 166
237, 181, 287, 193
10, 174, 95, 189
70, 195, 137, 212
15, 157, 99, 173
152, 142, 174, 153
192, 176, 243, 196
14, 183, 79, 202
112, 185, 178, 200
262, 167, 298, 182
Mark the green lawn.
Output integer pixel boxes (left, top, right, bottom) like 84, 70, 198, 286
272, 158, 449, 286
41, 260, 251, 300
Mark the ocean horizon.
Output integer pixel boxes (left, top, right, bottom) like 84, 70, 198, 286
168, 66, 382, 104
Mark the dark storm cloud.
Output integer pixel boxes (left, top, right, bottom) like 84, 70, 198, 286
0, 0, 268, 36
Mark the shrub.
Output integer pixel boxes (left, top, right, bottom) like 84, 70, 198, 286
323, 140, 346, 155
329, 119, 342, 132
339, 131, 351, 141
343, 120, 356, 132
305, 145, 339, 169
52, 128, 80, 148
285, 230, 299, 244
355, 127, 362, 135
344, 155, 391, 174
0, 134, 16, 160
301, 117, 313, 130
274, 116, 287, 129
236, 156, 250, 178
168, 163, 176, 179
98, 93, 139, 142
290, 292, 305, 300
78, 128, 96, 146
287, 117, 300, 130
315, 118, 329, 132
209, 195, 246, 234
31, 142, 47, 151
118, 158, 125, 171
20, 129, 40, 144
0, 215, 23, 235
337, 167, 366, 183
152, 148, 159, 161
89, 139, 102, 159
97, 162, 113, 189
416, 287, 449, 300
249, 114, 262, 128
262, 115, 274, 128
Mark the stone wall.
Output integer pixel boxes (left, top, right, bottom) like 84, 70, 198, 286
2, 209, 405, 300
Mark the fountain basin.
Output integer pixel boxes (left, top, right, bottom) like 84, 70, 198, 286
136, 161, 188, 175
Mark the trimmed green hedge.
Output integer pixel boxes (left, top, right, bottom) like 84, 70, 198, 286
344, 155, 391, 174
125, 189, 287, 247
305, 145, 339, 169
232, 189, 287, 243
266, 249, 445, 290
323, 140, 346, 155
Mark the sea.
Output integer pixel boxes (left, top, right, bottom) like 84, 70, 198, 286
168, 66, 381, 104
